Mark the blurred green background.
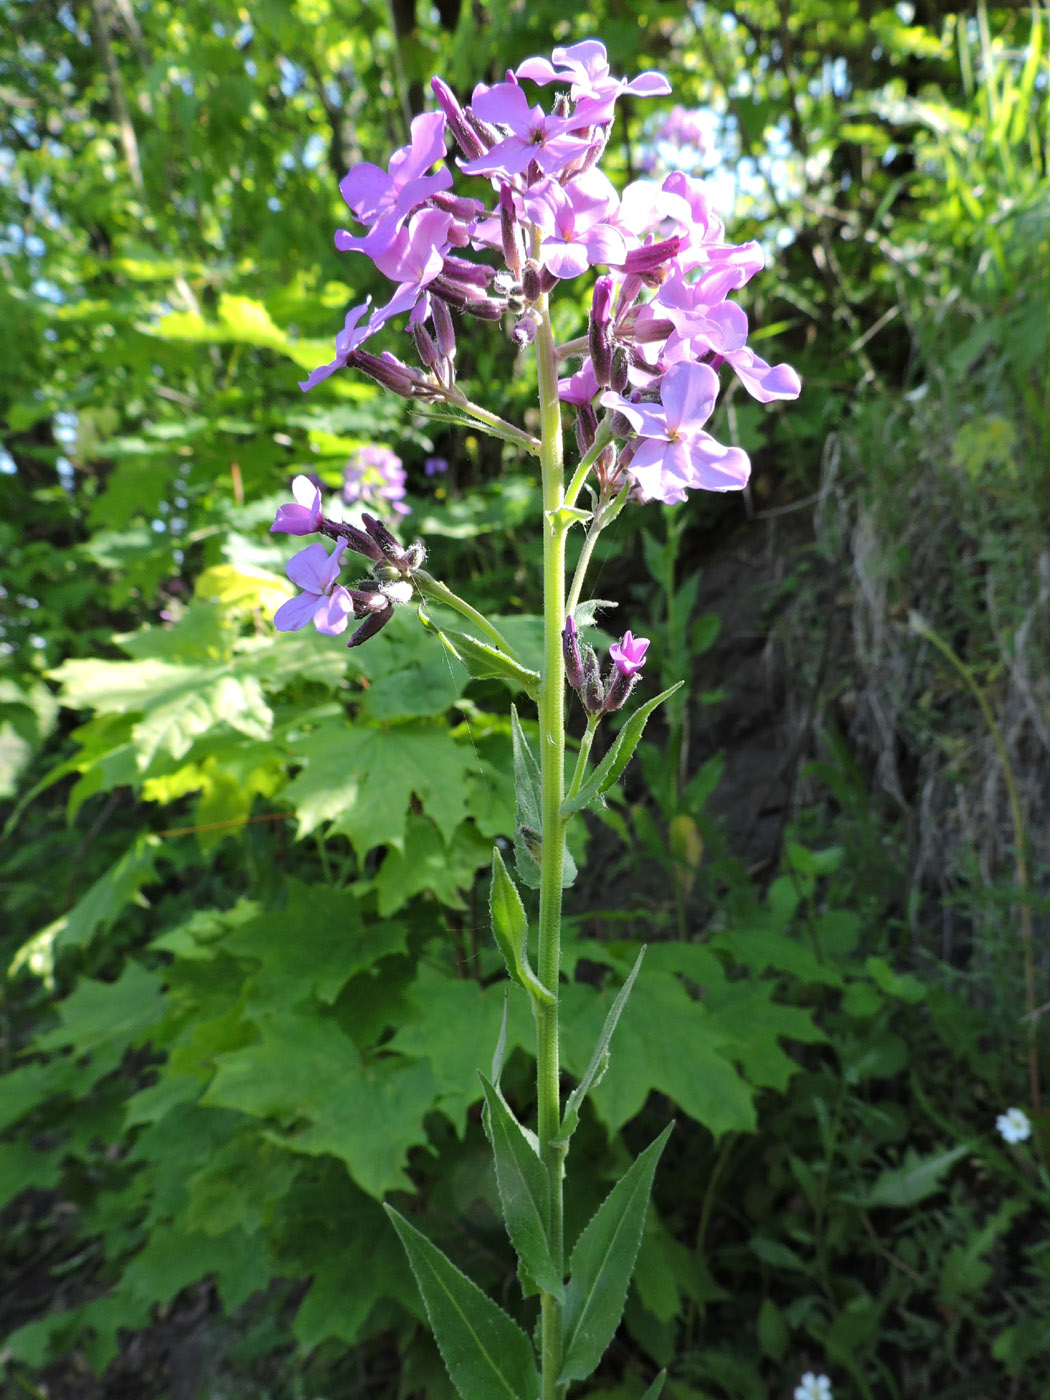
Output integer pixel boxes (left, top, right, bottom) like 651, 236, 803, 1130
2, 2, 1048, 1397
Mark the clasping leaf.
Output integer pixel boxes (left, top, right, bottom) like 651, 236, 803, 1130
559, 1123, 673, 1384
418, 608, 540, 698
385, 1205, 540, 1400
489, 847, 555, 1006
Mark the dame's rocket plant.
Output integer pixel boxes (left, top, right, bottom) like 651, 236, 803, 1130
269, 38, 799, 1400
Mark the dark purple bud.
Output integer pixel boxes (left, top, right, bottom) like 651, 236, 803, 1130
413, 322, 440, 372
575, 402, 598, 456
320, 518, 385, 563
462, 297, 506, 322
429, 190, 484, 222
621, 236, 685, 277
521, 262, 542, 305
432, 76, 485, 160
538, 266, 558, 296
346, 350, 423, 399
563, 617, 584, 690
610, 346, 629, 394
589, 274, 615, 388
431, 297, 457, 363
347, 603, 395, 649
582, 648, 604, 716
499, 184, 524, 279
441, 255, 493, 288
601, 667, 638, 713
361, 512, 405, 566
609, 408, 635, 440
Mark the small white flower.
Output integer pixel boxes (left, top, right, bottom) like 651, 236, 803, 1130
794, 1374, 833, 1400
996, 1107, 1032, 1144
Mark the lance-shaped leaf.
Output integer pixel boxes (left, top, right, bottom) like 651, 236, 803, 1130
559, 1124, 673, 1384
479, 1074, 563, 1300
385, 1206, 540, 1400
418, 609, 540, 699
557, 947, 645, 1147
490, 848, 555, 1005
512, 706, 576, 890
640, 1373, 668, 1400
561, 684, 683, 816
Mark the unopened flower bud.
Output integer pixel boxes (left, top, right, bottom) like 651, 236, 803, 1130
575, 403, 598, 456
589, 275, 615, 388
431, 297, 457, 362
346, 350, 423, 399
582, 648, 604, 715
563, 617, 584, 690
521, 262, 542, 304
413, 322, 440, 372
431, 76, 485, 160
610, 345, 629, 394
499, 184, 524, 278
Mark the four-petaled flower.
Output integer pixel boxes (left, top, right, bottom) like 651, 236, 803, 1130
609, 631, 650, 677
273, 539, 353, 636
996, 1107, 1032, 1144
794, 1374, 833, 1400
270, 475, 323, 536
603, 362, 751, 503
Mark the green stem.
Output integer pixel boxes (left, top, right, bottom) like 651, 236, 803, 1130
566, 716, 600, 804
534, 277, 568, 1400
431, 384, 542, 456
413, 570, 519, 656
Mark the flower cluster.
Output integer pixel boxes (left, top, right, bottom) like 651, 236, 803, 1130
342, 444, 410, 516
299, 39, 799, 506
270, 475, 424, 647
563, 616, 649, 716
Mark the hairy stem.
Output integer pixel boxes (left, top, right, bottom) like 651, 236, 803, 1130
534, 279, 568, 1399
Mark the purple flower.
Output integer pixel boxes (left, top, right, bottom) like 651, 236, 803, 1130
609, 631, 650, 676
602, 361, 751, 502
299, 300, 377, 393
342, 445, 410, 516
337, 111, 452, 257
459, 82, 596, 179
530, 173, 626, 279
424, 456, 449, 476
515, 40, 671, 123
270, 475, 323, 535
273, 540, 353, 636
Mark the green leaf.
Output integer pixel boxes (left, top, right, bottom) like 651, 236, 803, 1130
385, 1206, 540, 1400
560, 1124, 673, 1384
489, 847, 555, 1005
478, 1074, 562, 1300
857, 1144, 969, 1208
418, 607, 540, 698
558, 946, 645, 1146
561, 684, 684, 816
640, 1372, 668, 1400
511, 706, 576, 890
